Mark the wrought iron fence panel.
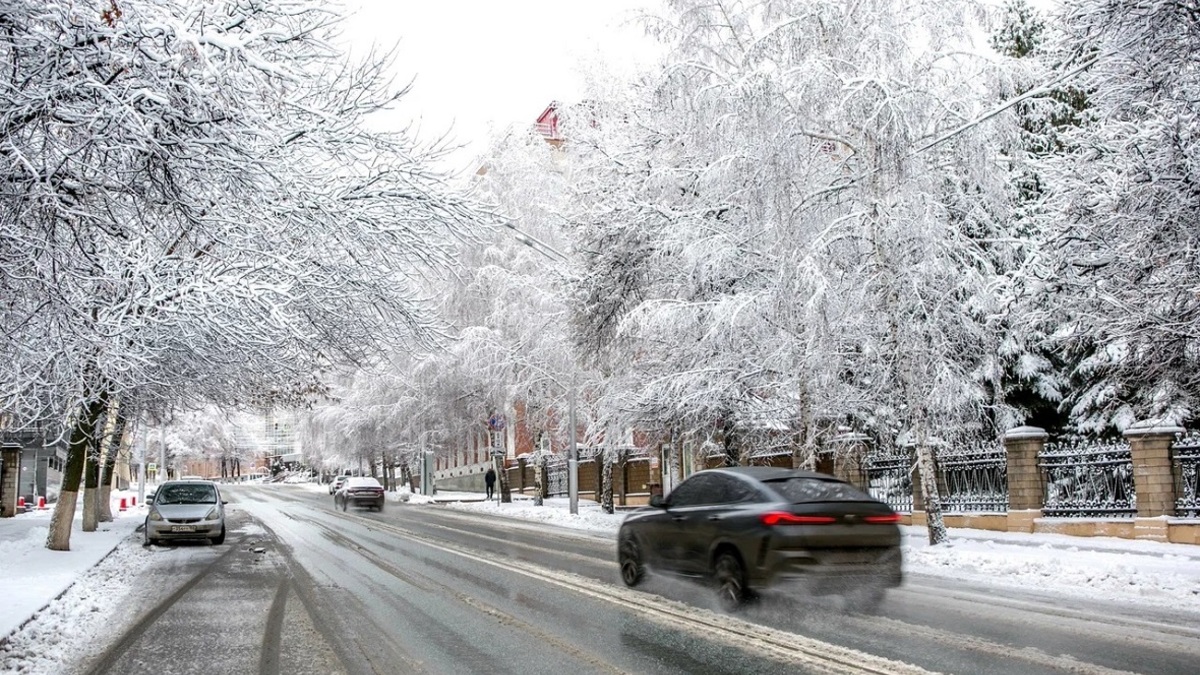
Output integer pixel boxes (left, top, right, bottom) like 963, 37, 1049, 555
1039, 441, 1135, 518
863, 452, 914, 513
1172, 433, 1200, 518
545, 454, 568, 498
938, 443, 1008, 513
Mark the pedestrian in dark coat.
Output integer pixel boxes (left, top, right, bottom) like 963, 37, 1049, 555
485, 467, 497, 500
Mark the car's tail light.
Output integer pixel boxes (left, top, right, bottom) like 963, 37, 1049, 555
760, 512, 837, 526
864, 512, 902, 524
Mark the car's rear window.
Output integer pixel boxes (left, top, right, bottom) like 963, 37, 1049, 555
765, 477, 873, 503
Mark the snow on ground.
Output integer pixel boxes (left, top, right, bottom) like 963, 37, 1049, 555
0, 491, 145, 675
2, 481, 1198, 675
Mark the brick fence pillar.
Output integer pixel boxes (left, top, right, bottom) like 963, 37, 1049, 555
1, 446, 20, 518
1004, 426, 1047, 533
1123, 420, 1182, 520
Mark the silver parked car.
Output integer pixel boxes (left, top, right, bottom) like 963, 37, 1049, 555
144, 480, 227, 546
329, 474, 351, 494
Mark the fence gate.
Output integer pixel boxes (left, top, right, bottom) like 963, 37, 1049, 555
938, 443, 1008, 513
1039, 441, 1135, 518
1172, 434, 1200, 518
863, 451, 914, 513
545, 454, 568, 498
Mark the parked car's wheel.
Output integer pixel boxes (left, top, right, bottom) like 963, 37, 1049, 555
618, 533, 645, 587
210, 526, 226, 546
714, 552, 747, 612
376, 501, 384, 512
143, 522, 158, 547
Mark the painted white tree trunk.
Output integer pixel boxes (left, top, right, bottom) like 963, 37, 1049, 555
916, 443, 949, 545
46, 492, 77, 551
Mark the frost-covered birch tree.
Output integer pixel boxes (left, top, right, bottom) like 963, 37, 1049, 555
568, 0, 1027, 544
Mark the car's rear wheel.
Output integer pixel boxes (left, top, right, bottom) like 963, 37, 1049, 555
714, 552, 747, 612
618, 533, 645, 587
210, 526, 226, 546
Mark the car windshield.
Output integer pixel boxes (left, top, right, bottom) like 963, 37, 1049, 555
156, 484, 218, 505
766, 477, 873, 503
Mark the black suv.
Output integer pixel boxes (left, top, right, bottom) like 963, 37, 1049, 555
617, 467, 902, 611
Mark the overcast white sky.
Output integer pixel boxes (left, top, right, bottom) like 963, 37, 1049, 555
339, 0, 663, 173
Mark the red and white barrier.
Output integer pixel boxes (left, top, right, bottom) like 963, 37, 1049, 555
118, 497, 127, 512
17, 496, 25, 509
37, 496, 46, 509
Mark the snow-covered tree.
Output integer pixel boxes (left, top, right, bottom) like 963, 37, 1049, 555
0, 0, 482, 550
1034, 0, 1200, 432
566, 0, 1028, 543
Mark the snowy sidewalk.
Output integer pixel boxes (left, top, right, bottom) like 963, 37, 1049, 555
0, 495, 144, 641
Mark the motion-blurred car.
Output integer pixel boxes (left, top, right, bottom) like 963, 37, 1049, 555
617, 467, 901, 611
328, 474, 350, 494
144, 480, 227, 546
335, 476, 385, 511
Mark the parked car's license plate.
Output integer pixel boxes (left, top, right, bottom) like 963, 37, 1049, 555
170, 525, 196, 533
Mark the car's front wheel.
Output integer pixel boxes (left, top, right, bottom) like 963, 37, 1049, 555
714, 552, 747, 612
618, 532, 645, 587
210, 526, 226, 546
340, 497, 347, 511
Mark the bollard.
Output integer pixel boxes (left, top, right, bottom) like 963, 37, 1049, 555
119, 497, 127, 512
132, 496, 137, 507
17, 496, 25, 509
37, 496, 47, 509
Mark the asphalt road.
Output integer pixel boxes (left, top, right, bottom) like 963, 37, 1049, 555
82, 484, 1200, 675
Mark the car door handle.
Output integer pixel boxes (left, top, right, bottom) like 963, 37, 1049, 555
671, 516, 686, 522
707, 515, 722, 521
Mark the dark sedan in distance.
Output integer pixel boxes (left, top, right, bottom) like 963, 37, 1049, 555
335, 476, 386, 511
618, 467, 902, 611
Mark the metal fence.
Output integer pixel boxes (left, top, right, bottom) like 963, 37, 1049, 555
1172, 434, 1200, 518
863, 452, 914, 513
545, 454, 568, 498
1039, 441, 1136, 518
938, 443, 1008, 513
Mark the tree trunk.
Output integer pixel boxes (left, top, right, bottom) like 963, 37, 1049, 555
533, 453, 546, 506
497, 454, 512, 503
47, 391, 109, 551
915, 442, 949, 545
98, 410, 129, 522
81, 393, 112, 532
600, 446, 615, 514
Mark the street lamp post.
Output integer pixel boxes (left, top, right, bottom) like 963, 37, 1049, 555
568, 377, 578, 515
508, 224, 580, 515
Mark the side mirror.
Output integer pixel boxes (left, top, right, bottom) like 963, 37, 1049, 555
146, 491, 156, 502
221, 500, 228, 505
649, 494, 666, 508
